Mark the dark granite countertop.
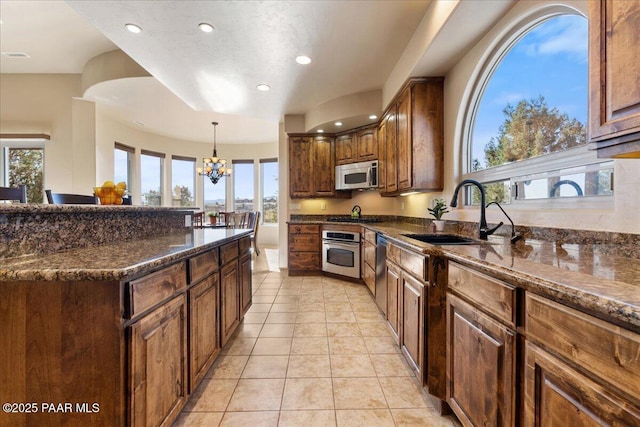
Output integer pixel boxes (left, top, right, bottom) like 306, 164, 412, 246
0, 228, 251, 282
292, 220, 640, 331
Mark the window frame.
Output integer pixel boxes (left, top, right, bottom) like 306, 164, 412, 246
170, 154, 196, 207
114, 142, 133, 191
461, 6, 611, 209
232, 159, 255, 214
260, 157, 278, 225
140, 149, 165, 206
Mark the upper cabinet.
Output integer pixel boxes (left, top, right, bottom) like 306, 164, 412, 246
381, 78, 444, 195
335, 125, 378, 165
589, 0, 640, 158
289, 135, 345, 198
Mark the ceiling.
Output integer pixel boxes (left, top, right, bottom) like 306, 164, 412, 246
0, 1, 515, 145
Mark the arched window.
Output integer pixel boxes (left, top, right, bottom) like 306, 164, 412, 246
463, 9, 613, 206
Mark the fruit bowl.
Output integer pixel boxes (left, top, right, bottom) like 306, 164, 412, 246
94, 181, 127, 205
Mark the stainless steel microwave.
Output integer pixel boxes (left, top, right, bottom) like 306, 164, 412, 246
335, 160, 378, 190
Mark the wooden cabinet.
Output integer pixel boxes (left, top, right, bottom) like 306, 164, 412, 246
446, 262, 518, 427
377, 117, 387, 191
220, 255, 240, 347
362, 228, 376, 295
129, 295, 187, 427
239, 236, 252, 317
402, 273, 425, 379
288, 223, 321, 274
380, 78, 444, 195
524, 292, 640, 426
335, 126, 378, 165
589, 0, 640, 158
386, 260, 401, 343
335, 133, 356, 165
446, 292, 517, 427
357, 127, 378, 161
289, 135, 339, 198
188, 275, 219, 393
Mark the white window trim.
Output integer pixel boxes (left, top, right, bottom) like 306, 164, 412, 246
461, 4, 612, 210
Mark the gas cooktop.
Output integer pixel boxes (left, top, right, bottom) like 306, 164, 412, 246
326, 217, 383, 223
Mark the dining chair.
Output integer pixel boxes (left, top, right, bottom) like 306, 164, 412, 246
233, 212, 249, 228
219, 211, 234, 227
46, 190, 99, 204
193, 212, 204, 227
0, 184, 27, 203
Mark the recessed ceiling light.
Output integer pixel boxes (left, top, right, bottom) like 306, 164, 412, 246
125, 23, 142, 33
198, 23, 214, 33
317, 129, 324, 133
295, 55, 312, 65
256, 84, 271, 91
369, 115, 378, 120
335, 122, 343, 126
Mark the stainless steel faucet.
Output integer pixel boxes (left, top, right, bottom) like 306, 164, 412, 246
450, 179, 501, 240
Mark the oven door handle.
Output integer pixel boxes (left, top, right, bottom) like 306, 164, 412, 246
323, 240, 360, 248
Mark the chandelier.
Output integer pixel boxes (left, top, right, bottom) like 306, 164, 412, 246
198, 121, 232, 184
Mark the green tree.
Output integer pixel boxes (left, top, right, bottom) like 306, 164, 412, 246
483, 96, 585, 168
173, 185, 193, 207
474, 96, 586, 203
8, 148, 43, 203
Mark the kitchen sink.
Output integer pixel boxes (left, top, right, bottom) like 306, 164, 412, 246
402, 234, 478, 245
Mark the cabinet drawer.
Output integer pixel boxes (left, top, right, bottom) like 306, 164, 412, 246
526, 293, 640, 401
364, 240, 376, 267
448, 263, 516, 327
289, 224, 320, 234
189, 249, 219, 283
289, 234, 320, 252
364, 229, 377, 244
128, 262, 187, 318
220, 241, 239, 265
388, 242, 401, 265
239, 236, 251, 256
401, 249, 427, 282
288, 252, 321, 271
363, 263, 375, 295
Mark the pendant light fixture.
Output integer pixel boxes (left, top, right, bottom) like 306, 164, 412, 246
198, 121, 232, 184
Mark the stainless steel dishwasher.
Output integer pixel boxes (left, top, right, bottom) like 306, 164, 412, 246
375, 233, 387, 313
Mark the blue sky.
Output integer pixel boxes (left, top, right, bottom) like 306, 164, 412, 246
471, 14, 588, 169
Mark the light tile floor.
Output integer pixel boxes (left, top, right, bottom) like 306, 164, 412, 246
174, 248, 461, 427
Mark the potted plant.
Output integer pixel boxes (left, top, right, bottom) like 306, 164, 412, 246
207, 211, 219, 225
428, 198, 449, 231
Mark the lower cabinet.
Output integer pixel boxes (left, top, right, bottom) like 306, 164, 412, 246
524, 292, 640, 426
401, 273, 425, 379
240, 251, 252, 317
129, 295, 188, 427
446, 292, 517, 427
386, 260, 401, 343
188, 274, 220, 392
220, 259, 240, 347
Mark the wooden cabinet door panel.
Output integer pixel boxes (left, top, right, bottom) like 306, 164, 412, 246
402, 273, 424, 379
524, 342, 640, 427
589, 0, 640, 142
396, 88, 412, 191
130, 295, 187, 427
385, 110, 398, 193
357, 127, 378, 161
189, 275, 219, 392
313, 136, 335, 196
377, 119, 387, 191
220, 261, 240, 346
447, 293, 516, 427
289, 137, 313, 198
386, 261, 401, 343
336, 133, 356, 165
240, 254, 252, 317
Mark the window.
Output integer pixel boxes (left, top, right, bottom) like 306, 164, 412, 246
114, 142, 133, 191
233, 160, 254, 213
464, 10, 611, 205
1, 138, 45, 203
171, 155, 196, 207
140, 149, 164, 206
260, 158, 278, 223
203, 174, 226, 214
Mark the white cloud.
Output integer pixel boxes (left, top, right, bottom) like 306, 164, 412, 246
518, 15, 588, 60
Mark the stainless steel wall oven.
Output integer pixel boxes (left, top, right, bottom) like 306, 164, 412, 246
321, 230, 361, 279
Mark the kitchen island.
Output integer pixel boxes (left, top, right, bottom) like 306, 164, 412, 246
1, 205, 252, 427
